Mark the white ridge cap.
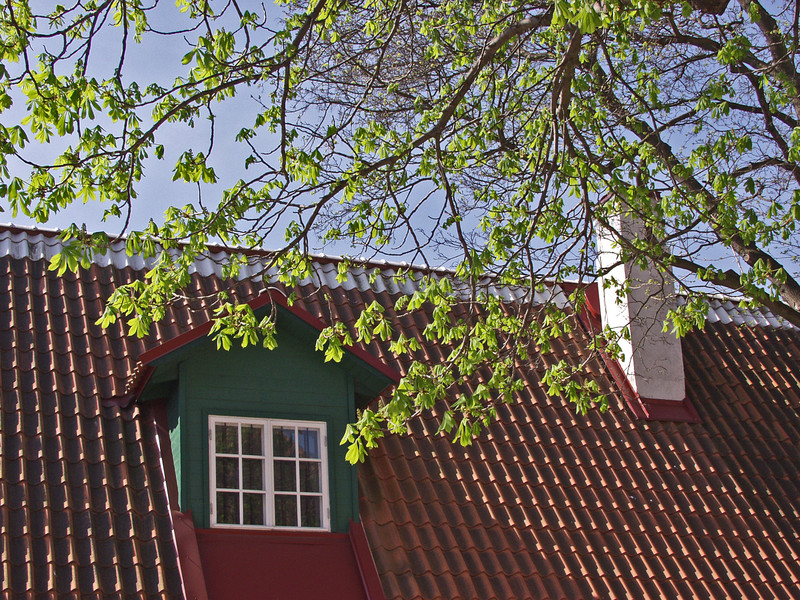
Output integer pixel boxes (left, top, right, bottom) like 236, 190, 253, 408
7, 225, 790, 324
0, 224, 565, 308
681, 295, 796, 330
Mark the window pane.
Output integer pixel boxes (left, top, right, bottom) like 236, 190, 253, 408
217, 492, 239, 524
298, 428, 320, 459
216, 457, 239, 489
275, 495, 298, 526
242, 458, 264, 490
243, 493, 265, 525
300, 496, 321, 528
299, 462, 320, 493
215, 423, 238, 454
273, 427, 296, 457
274, 460, 296, 492
241, 424, 263, 456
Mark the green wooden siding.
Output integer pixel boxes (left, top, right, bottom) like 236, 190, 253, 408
153, 315, 362, 533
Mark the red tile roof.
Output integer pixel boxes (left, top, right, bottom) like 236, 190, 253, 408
287, 262, 800, 599
3, 224, 800, 598
1, 253, 184, 597
356, 322, 800, 598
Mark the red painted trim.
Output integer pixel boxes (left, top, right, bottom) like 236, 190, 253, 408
268, 290, 401, 384
578, 281, 603, 331
144, 395, 206, 595
151, 399, 180, 510
640, 396, 702, 422
557, 281, 603, 332
196, 526, 351, 540
349, 520, 386, 600
172, 510, 210, 600
138, 323, 215, 365
138, 289, 401, 384
598, 349, 650, 420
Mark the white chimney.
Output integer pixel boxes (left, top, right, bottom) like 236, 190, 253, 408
596, 212, 686, 402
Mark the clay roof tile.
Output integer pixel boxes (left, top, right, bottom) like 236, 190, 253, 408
6, 226, 800, 598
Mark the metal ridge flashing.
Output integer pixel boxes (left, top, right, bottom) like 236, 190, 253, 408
600, 349, 702, 423
579, 282, 702, 423
1, 223, 794, 329
0, 224, 568, 306
0, 222, 463, 274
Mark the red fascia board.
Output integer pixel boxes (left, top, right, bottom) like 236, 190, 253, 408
172, 510, 210, 600
138, 321, 214, 365
267, 291, 401, 384
349, 520, 386, 600
150, 399, 181, 510
557, 281, 603, 332
137, 289, 401, 382
137, 292, 274, 365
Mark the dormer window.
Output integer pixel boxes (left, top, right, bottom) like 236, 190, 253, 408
209, 416, 329, 530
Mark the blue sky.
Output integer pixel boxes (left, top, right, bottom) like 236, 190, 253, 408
5, 2, 286, 243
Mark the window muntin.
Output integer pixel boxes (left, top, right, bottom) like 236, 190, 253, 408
209, 416, 329, 530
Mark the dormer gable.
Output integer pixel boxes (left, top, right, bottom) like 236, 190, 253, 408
135, 291, 397, 533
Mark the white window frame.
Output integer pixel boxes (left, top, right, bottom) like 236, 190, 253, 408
208, 415, 330, 531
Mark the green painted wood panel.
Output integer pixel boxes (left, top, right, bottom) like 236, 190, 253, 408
160, 319, 359, 533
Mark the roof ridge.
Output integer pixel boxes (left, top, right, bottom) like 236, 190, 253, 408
2, 223, 795, 330
0, 223, 787, 306
0, 224, 570, 309
0, 222, 458, 275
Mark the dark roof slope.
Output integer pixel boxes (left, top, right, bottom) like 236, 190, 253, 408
1, 254, 184, 597
355, 325, 800, 599
287, 269, 800, 599
3, 225, 800, 599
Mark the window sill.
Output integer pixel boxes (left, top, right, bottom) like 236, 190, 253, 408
209, 522, 331, 533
